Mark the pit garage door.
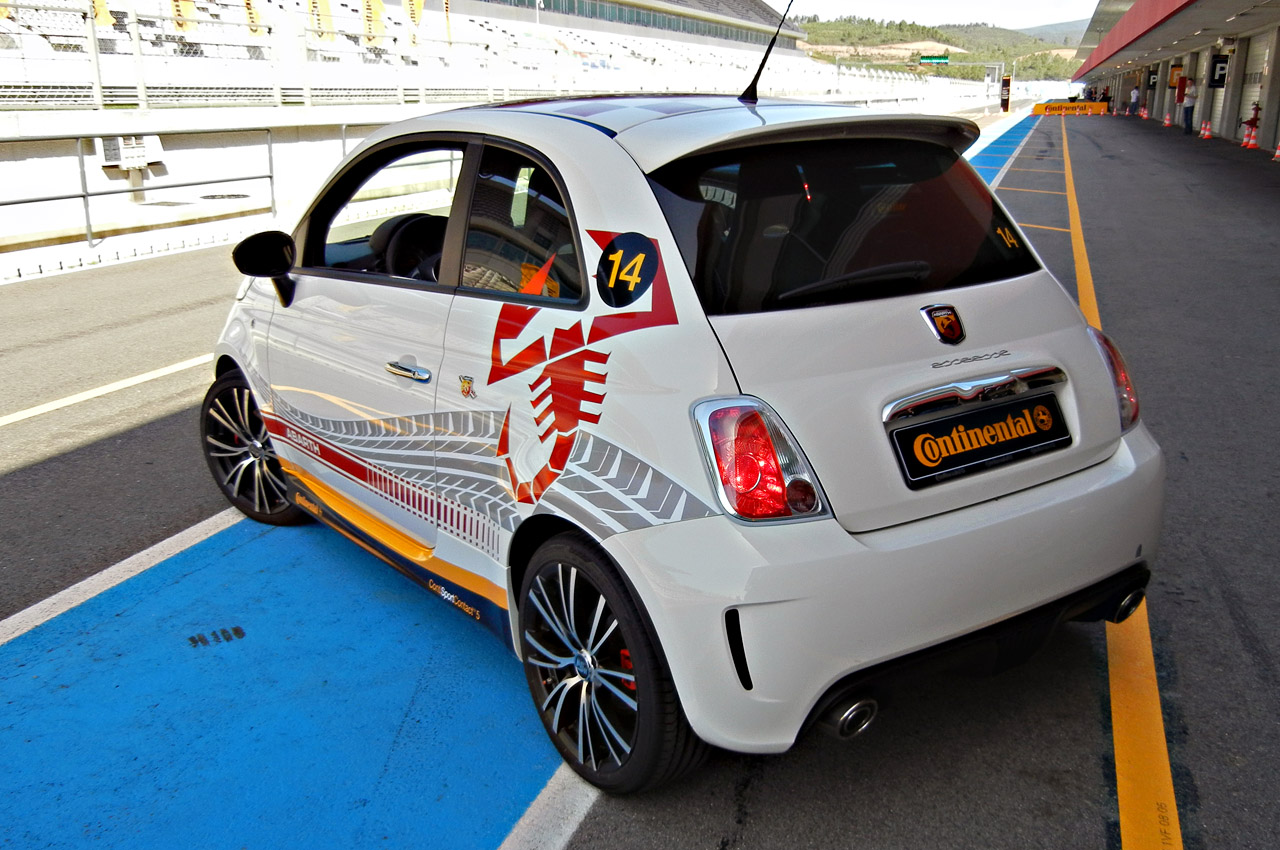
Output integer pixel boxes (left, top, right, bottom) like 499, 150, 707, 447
1237, 31, 1274, 139
1210, 85, 1226, 134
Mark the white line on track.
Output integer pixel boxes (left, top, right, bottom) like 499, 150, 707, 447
0, 353, 213, 428
989, 122, 1039, 189
0, 508, 242, 646
498, 764, 601, 850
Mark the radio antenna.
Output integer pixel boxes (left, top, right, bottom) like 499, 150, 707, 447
739, 0, 796, 105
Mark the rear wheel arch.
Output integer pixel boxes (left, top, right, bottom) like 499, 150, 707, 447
213, 354, 242, 380
507, 518, 669, 666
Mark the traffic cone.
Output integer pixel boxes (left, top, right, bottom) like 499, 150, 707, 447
1272, 140, 1280, 161
1200, 120, 1212, 139
1163, 112, 1172, 127
1241, 126, 1253, 147
1246, 126, 1260, 150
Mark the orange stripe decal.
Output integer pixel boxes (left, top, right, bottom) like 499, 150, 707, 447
282, 461, 508, 610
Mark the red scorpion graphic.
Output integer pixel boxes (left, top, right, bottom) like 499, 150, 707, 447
488, 230, 678, 504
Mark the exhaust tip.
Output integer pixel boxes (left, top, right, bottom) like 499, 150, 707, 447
1109, 589, 1146, 624
825, 697, 878, 740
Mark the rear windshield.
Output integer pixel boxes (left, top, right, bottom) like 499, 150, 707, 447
647, 138, 1040, 315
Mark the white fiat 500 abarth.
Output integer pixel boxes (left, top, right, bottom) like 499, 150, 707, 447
202, 95, 1166, 794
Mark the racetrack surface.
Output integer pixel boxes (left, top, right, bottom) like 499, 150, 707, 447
3, 111, 1279, 849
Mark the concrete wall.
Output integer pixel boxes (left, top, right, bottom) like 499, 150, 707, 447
0, 108, 443, 249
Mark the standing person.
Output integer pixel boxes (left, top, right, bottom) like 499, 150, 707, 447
1130, 83, 1141, 115
1183, 76, 1199, 134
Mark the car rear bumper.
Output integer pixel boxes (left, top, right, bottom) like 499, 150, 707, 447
601, 423, 1166, 753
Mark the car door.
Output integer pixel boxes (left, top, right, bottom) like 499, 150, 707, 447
264, 139, 471, 562
431, 141, 590, 616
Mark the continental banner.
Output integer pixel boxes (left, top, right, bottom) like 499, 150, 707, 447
1034, 102, 1110, 115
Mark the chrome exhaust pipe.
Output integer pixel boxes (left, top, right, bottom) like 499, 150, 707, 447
822, 697, 878, 740
1109, 589, 1145, 624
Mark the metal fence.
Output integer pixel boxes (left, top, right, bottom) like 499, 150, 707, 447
0, 128, 276, 245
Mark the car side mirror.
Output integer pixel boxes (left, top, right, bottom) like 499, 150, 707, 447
233, 230, 298, 307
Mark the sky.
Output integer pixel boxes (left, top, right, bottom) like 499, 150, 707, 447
763, 0, 1102, 31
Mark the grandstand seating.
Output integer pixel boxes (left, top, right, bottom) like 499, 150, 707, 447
0, 0, 986, 110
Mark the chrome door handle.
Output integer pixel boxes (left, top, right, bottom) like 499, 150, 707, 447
385, 362, 432, 383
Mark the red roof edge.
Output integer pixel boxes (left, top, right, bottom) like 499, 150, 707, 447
1074, 0, 1201, 80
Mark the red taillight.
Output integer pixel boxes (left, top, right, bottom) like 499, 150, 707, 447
1088, 328, 1140, 431
696, 398, 827, 522
707, 407, 791, 519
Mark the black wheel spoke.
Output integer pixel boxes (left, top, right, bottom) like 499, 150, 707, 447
529, 574, 577, 653
524, 631, 575, 669
590, 690, 632, 762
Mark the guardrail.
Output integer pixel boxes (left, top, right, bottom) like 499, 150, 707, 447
0, 128, 276, 246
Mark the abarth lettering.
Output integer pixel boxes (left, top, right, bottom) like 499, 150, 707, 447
932, 349, 1011, 369
286, 427, 321, 456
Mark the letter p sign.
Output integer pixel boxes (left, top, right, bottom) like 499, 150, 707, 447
1210, 54, 1230, 88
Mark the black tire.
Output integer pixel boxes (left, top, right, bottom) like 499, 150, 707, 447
519, 533, 708, 794
200, 371, 309, 526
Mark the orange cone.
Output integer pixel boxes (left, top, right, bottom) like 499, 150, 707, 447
1246, 126, 1260, 150
1273, 140, 1280, 161
1241, 126, 1253, 148
1200, 120, 1212, 139
1163, 112, 1172, 127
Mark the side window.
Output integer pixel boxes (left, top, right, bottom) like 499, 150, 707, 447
460, 146, 582, 302
319, 145, 464, 282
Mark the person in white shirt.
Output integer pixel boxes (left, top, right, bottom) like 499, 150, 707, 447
1183, 78, 1199, 134
1130, 84, 1141, 115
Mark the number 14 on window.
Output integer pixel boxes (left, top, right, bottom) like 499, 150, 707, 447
606, 249, 647, 291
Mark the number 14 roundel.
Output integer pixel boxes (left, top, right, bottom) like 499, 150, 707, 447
595, 231, 660, 309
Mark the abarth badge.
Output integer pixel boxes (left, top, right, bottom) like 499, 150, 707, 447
922, 305, 965, 345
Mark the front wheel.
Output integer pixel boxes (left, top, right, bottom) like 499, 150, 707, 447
519, 533, 707, 794
200, 371, 308, 526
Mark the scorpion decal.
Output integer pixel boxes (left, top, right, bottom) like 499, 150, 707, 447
488, 230, 678, 504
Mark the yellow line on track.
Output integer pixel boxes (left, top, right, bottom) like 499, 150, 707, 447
1060, 115, 1101, 329
1060, 114, 1184, 850
1018, 223, 1071, 233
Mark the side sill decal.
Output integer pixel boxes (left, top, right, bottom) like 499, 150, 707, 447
281, 460, 512, 642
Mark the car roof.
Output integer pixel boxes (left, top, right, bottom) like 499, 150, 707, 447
476, 95, 982, 173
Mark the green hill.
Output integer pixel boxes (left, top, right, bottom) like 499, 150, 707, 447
797, 16, 950, 47
1019, 19, 1090, 48
797, 18, 1083, 82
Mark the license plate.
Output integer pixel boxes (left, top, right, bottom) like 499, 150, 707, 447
890, 393, 1072, 489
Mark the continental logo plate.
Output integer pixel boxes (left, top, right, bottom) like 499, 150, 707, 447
890, 393, 1072, 489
